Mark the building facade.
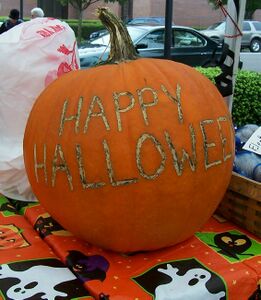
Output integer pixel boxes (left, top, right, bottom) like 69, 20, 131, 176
0, 0, 260, 27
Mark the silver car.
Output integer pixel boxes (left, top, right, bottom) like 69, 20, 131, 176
79, 25, 222, 68
200, 20, 261, 52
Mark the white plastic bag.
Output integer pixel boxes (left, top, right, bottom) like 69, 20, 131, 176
0, 17, 80, 201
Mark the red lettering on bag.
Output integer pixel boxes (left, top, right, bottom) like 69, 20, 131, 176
37, 25, 65, 38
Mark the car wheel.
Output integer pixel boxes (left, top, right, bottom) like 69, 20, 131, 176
250, 39, 261, 52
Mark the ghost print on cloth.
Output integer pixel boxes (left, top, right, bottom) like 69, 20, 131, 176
0, 259, 90, 300
133, 258, 226, 300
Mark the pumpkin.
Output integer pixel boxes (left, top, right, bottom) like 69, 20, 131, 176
23, 8, 234, 252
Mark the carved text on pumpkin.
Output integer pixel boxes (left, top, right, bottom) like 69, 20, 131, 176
58, 84, 183, 136
33, 118, 231, 191
33, 83, 232, 190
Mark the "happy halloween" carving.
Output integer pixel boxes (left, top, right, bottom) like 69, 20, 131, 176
32, 83, 232, 191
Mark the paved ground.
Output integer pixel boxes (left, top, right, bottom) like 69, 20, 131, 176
240, 53, 261, 72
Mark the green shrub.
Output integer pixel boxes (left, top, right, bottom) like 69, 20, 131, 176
0, 16, 30, 22
196, 66, 221, 82
64, 19, 104, 40
197, 67, 261, 127
0, 16, 102, 41
232, 71, 261, 126
0, 17, 103, 41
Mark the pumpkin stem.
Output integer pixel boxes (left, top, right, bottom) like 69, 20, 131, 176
96, 7, 138, 64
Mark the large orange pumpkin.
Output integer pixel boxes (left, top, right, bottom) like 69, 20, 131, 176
23, 8, 234, 252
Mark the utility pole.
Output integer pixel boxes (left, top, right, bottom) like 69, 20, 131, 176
224, 0, 246, 112
121, 0, 133, 23
20, 0, 24, 19
164, 0, 173, 59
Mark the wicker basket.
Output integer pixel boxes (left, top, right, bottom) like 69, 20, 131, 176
217, 172, 261, 238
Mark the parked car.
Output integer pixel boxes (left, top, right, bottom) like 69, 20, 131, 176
88, 17, 172, 40
79, 25, 222, 69
89, 29, 107, 40
200, 20, 261, 52
126, 17, 167, 26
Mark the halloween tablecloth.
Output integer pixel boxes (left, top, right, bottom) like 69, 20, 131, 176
0, 194, 260, 300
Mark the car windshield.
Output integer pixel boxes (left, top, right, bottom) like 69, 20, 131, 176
90, 26, 149, 46
253, 21, 261, 31
128, 17, 165, 25
207, 22, 225, 30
